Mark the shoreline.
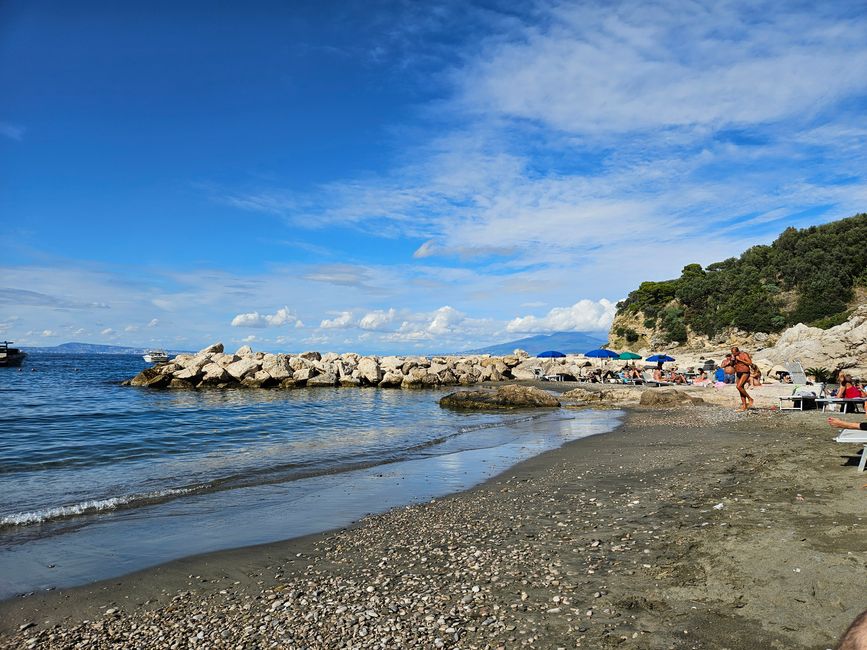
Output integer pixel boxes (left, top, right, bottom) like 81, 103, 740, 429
3, 405, 866, 648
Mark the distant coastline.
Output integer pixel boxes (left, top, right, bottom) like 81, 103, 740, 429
20, 342, 192, 356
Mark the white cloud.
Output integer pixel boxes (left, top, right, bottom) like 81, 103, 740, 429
459, 2, 867, 133
427, 306, 464, 335
41, 329, 56, 337
0, 122, 25, 141
100, 327, 114, 335
124, 324, 138, 332
147, 318, 160, 327
231, 306, 302, 328
241, 334, 258, 343
319, 311, 355, 329
507, 299, 618, 333
359, 308, 396, 331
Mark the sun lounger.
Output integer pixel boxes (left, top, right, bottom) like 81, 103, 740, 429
835, 429, 867, 471
642, 371, 674, 387
778, 382, 826, 411
817, 397, 865, 413
785, 362, 809, 385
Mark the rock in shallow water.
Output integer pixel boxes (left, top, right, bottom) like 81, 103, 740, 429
439, 384, 560, 410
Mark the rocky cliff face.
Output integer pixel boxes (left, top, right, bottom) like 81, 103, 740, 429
608, 309, 777, 352
755, 304, 867, 376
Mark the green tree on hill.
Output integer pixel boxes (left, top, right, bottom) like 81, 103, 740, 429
616, 213, 867, 339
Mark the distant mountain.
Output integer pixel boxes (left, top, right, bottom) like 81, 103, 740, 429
463, 331, 606, 356
22, 342, 190, 355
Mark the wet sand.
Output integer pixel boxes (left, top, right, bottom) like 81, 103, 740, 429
2, 404, 866, 649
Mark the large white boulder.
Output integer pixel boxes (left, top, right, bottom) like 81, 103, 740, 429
262, 354, 293, 380
356, 357, 382, 384
198, 342, 224, 355
226, 357, 260, 380
758, 305, 867, 375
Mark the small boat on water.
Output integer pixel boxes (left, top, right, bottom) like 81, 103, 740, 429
0, 341, 26, 367
143, 350, 169, 364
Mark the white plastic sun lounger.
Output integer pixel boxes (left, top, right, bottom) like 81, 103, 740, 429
835, 429, 867, 472
642, 371, 674, 387
785, 362, 809, 385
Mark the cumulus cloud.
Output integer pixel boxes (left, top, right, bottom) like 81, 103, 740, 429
319, 311, 355, 329
147, 318, 160, 327
427, 306, 465, 335
359, 308, 396, 331
41, 329, 56, 337
100, 327, 114, 335
124, 324, 138, 332
231, 306, 302, 328
507, 299, 617, 333
241, 334, 258, 343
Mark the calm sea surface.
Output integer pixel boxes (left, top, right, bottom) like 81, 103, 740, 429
0, 354, 621, 598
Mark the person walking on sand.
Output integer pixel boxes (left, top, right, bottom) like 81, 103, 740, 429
722, 346, 753, 410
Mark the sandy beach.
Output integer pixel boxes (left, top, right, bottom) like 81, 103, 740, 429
2, 400, 866, 649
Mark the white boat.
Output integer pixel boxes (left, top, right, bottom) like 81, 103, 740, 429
143, 350, 169, 364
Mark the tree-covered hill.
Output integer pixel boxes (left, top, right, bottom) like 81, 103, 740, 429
614, 213, 867, 344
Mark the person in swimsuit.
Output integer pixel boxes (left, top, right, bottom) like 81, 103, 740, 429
722, 346, 753, 410
829, 414, 867, 431
749, 363, 762, 387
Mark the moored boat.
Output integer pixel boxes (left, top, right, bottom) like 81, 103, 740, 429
143, 350, 169, 364
0, 341, 26, 367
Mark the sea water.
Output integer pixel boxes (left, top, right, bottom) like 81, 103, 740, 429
0, 354, 621, 598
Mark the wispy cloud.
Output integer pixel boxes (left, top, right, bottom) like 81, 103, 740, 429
0, 121, 25, 140
0, 288, 110, 310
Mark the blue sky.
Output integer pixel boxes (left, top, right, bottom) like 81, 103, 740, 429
2, 0, 867, 354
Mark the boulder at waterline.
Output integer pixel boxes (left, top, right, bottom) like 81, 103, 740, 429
639, 388, 704, 407
439, 384, 560, 410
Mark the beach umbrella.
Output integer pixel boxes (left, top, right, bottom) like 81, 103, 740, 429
585, 348, 619, 371
646, 354, 676, 363
536, 350, 566, 358
618, 351, 642, 360
585, 349, 620, 359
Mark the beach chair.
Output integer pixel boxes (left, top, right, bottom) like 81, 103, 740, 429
642, 370, 674, 387
779, 386, 821, 411
785, 362, 809, 385
618, 372, 644, 385
835, 429, 867, 471
817, 397, 864, 413
534, 366, 564, 382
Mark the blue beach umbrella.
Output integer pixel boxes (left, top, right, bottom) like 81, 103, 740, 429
584, 349, 620, 359
537, 350, 567, 358
646, 354, 676, 363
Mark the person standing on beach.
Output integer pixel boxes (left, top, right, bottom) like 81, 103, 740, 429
722, 346, 753, 410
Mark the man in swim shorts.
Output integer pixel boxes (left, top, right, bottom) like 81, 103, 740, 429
722, 346, 753, 410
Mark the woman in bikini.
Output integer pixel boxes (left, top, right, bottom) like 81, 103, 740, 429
723, 346, 753, 410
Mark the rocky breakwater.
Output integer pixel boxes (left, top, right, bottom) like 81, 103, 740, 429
126, 343, 577, 390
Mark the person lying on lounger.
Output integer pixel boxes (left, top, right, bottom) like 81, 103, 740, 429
828, 416, 867, 430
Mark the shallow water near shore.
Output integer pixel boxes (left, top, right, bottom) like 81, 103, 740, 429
0, 354, 621, 599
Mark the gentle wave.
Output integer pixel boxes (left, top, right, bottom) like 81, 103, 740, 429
0, 414, 555, 530
0, 487, 197, 527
